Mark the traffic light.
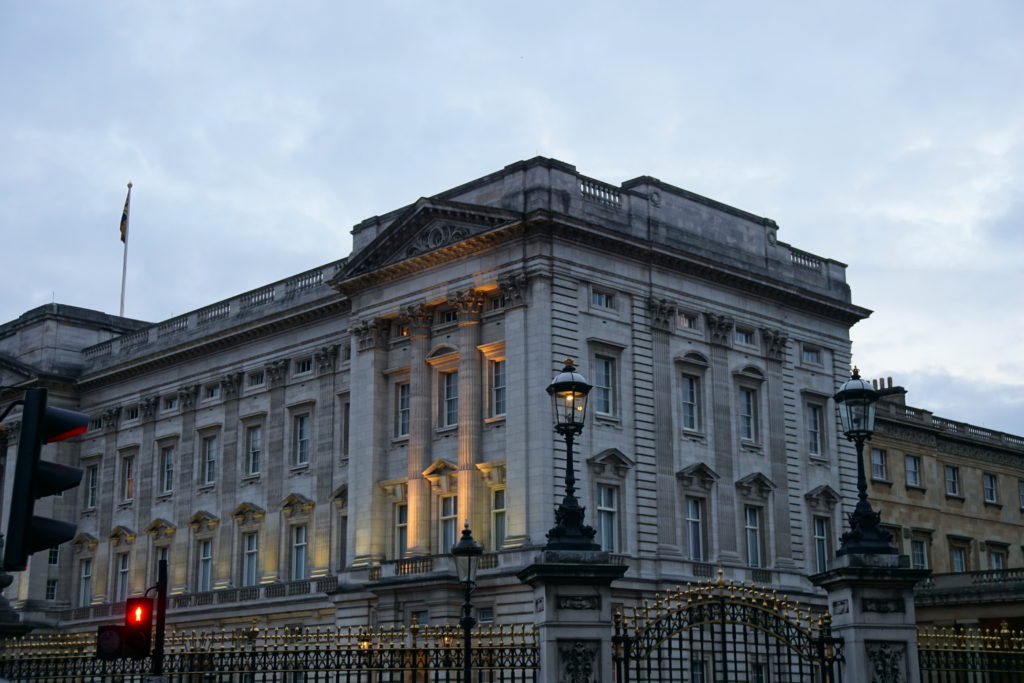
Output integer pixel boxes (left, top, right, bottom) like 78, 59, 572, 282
2, 387, 88, 571
123, 597, 154, 658
95, 597, 154, 660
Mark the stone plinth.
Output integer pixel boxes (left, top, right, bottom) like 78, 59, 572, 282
812, 553, 930, 683
517, 550, 627, 683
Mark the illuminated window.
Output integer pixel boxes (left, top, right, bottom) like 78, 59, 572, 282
120, 455, 135, 501
677, 312, 699, 330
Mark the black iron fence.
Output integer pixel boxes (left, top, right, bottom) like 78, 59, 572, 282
920, 621, 1024, 682
613, 571, 842, 682
0, 622, 539, 682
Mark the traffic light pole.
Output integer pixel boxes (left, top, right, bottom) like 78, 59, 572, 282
153, 559, 167, 677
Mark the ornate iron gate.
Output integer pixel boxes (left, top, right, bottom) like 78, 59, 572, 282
613, 571, 842, 682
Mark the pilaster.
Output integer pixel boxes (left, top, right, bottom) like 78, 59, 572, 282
405, 305, 433, 556
451, 290, 484, 536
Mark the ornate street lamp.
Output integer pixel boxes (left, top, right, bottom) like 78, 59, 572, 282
834, 369, 897, 556
545, 359, 600, 550
451, 523, 483, 681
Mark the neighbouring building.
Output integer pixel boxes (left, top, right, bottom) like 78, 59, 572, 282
2, 156, 872, 634
866, 382, 1024, 628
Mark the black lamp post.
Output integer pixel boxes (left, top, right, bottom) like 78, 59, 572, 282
451, 523, 482, 681
545, 360, 600, 551
834, 369, 897, 556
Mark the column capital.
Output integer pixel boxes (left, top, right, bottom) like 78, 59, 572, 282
705, 312, 735, 346
498, 271, 529, 308
647, 297, 676, 331
399, 304, 434, 337
349, 318, 387, 351
448, 290, 485, 323
760, 328, 789, 361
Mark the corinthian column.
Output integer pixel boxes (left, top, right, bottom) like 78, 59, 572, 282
451, 290, 485, 535
404, 305, 434, 556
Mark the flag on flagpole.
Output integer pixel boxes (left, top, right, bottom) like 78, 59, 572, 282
120, 182, 133, 243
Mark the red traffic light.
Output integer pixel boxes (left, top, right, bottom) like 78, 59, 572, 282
41, 405, 89, 443
125, 597, 154, 627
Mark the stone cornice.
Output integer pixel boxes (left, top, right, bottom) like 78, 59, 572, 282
76, 297, 349, 391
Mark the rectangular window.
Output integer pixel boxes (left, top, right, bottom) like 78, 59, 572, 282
492, 488, 507, 550
990, 548, 1007, 571
685, 497, 705, 561
751, 662, 768, 683
735, 328, 755, 346
85, 463, 99, 508
202, 435, 218, 485
905, 455, 921, 487
246, 425, 262, 475
197, 540, 213, 592
591, 289, 614, 309
681, 375, 701, 432
597, 485, 618, 552
341, 399, 350, 458
292, 525, 308, 580
806, 404, 823, 456
242, 533, 258, 587
125, 406, 140, 421
294, 358, 313, 374
292, 414, 310, 466
594, 356, 616, 415
488, 294, 506, 311
120, 455, 135, 501
115, 553, 130, 602
945, 466, 961, 496
738, 388, 758, 441
45, 579, 58, 601
871, 448, 888, 480
950, 544, 968, 573
745, 506, 764, 568
79, 559, 92, 607
677, 312, 699, 330
48, 547, 59, 565
1019, 480, 1024, 509
477, 606, 495, 623
801, 346, 821, 364
911, 538, 929, 569
248, 371, 265, 387
205, 384, 221, 399
159, 445, 175, 493
442, 372, 459, 427
490, 360, 507, 417
983, 473, 999, 503
395, 503, 408, 558
691, 659, 707, 683
440, 495, 459, 551
813, 517, 831, 573
439, 309, 459, 324
396, 383, 411, 436
163, 396, 178, 411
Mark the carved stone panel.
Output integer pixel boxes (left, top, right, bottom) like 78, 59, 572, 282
705, 312, 734, 345
498, 272, 528, 307
558, 640, 598, 683
865, 640, 907, 683
647, 297, 676, 331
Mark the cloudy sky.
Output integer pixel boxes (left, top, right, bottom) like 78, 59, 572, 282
2, 1, 1022, 433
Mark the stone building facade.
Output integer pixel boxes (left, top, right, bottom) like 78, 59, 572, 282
1, 157, 870, 632
865, 384, 1024, 627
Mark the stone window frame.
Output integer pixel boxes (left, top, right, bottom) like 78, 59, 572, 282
280, 493, 315, 582
156, 437, 178, 497
231, 502, 266, 587
381, 479, 409, 560
71, 532, 99, 608
188, 511, 220, 593
118, 448, 138, 504
982, 472, 1001, 506
870, 447, 890, 483
909, 529, 932, 570
239, 413, 266, 479
985, 540, 1009, 570
733, 366, 766, 450
676, 352, 710, 438
588, 339, 627, 424
476, 460, 507, 551
478, 341, 507, 422
197, 427, 222, 488
676, 310, 701, 334
943, 464, 962, 499
947, 535, 973, 573
144, 518, 176, 588
677, 463, 720, 563
287, 401, 314, 469
587, 448, 635, 555
427, 345, 460, 432
735, 472, 777, 569
82, 456, 102, 511
905, 454, 924, 490
800, 390, 831, 461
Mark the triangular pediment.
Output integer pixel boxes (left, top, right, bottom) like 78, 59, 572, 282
735, 472, 776, 501
805, 484, 841, 510
587, 449, 635, 477
72, 532, 99, 554
188, 510, 220, 533
231, 502, 266, 526
331, 198, 520, 287
108, 525, 137, 546
280, 492, 315, 519
423, 458, 458, 494
144, 518, 177, 541
676, 463, 720, 492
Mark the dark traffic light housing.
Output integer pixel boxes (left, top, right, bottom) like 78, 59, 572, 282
96, 597, 154, 660
2, 387, 88, 571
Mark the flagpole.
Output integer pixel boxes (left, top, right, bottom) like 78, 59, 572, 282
119, 182, 132, 317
